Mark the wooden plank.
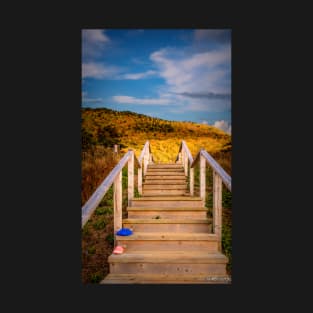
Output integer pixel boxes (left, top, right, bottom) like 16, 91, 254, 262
131, 196, 202, 201
190, 167, 194, 196
127, 207, 207, 211
213, 170, 222, 251
200, 153, 206, 203
184, 152, 188, 176
192, 150, 231, 192
123, 218, 211, 224
181, 140, 194, 164
116, 232, 218, 240
81, 150, 131, 228
128, 150, 134, 206
101, 273, 231, 284
108, 251, 228, 263
138, 167, 142, 195
114, 170, 122, 245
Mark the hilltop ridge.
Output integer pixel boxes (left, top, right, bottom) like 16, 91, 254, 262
82, 107, 231, 162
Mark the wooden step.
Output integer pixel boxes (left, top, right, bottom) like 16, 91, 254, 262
143, 189, 189, 196
145, 176, 186, 181
147, 168, 184, 172
131, 196, 203, 207
101, 273, 231, 284
108, 251, 228, 275
148, 164, 183, 169
117, 232, 218, 252
143, 184, 187, 190
144, 179, 187, 184
123, 218, 212, 232
127, 207, 207, 219
145, 172, 185, 176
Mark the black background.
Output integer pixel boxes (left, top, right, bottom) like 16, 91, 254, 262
2, 2, 312, 311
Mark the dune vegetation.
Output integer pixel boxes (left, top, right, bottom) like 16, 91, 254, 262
81, 107, 232, 283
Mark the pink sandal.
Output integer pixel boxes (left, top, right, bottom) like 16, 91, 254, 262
113, 245, 124, 254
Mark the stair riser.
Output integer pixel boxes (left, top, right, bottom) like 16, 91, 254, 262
144, 179, 187, 184
143, 190, 188, 196
143, 185, 187, 190
117, 240, 218, 252
145, 174, 186, 178
148, 164, 182, 169
131, 200, 203, 207
128, 211, 207, 219
147, 169, 184, 172
123, 223, 212, 232
110, 263, 227, 275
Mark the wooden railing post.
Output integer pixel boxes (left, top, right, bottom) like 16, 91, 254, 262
184, 152, 188, 177
190, 167, 194, 196
138, 165, 142, 195
113, 170, 122, 246
213, 170, 222, 251
128, 150, 134, 206
144, 147, 149, 175
200, 152, 206, 205
181, 149, 186, 174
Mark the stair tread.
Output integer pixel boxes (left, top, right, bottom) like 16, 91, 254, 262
132, 196, 202, 201
101, 273, 231, 284
117, 232, 217, 240
127, 207, 207, 211
108, 251, 228, 263
123, 218, 211, 224
144, 182, 187, 184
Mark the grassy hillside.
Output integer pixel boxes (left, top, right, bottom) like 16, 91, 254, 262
81, 107, 231, 168
81, 107, 232, 283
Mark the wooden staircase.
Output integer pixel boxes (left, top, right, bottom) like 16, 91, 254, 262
101, 163, 230, 284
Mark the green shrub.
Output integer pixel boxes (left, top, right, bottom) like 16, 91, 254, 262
106, 234, 114, 246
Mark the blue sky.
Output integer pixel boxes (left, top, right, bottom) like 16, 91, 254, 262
82, 29, 231, 134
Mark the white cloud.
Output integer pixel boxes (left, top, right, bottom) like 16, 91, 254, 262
82, 29, 110, 59
121, 70, 157, 80
83, 98, 103, 103
150, 45, 231, 99
112, 95, 171, 105
82, 62, 121, 79
212, 120, 231, 134
81, 91, 103, 103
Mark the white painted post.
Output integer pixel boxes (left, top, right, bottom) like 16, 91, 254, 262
190, 167, 194, 196
213, 170, 222, 251
200, 152, 206, 205
138, 166, 142, 195
181, 149, 185, 173
144, 147, 149, 175
113, 170, 122, 246
184, 152, 188, 177
128, 150, 134, 206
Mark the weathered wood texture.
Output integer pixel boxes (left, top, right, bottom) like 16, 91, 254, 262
200, 153, 206, 203
114, 170, 122, 245
128, 150, 134, 206
213, 170, 222, 251
190, 167, 194, 196
192, 149, 231, 192
81, 150, 132, 227
138, 167, 142, 195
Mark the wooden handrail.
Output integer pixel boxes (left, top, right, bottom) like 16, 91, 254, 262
192, 149, 231, 192
81, 141, 151, 229
176, 140, 232, 251
179, 140, 194, 164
